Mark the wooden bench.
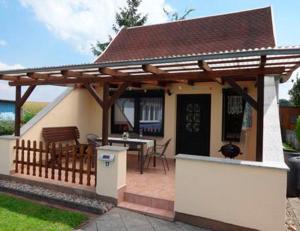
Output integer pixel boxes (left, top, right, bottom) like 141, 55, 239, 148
42, 126, 80, 146
42, 126, 84, 165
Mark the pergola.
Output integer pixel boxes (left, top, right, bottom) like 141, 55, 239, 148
1, 47, 300, 161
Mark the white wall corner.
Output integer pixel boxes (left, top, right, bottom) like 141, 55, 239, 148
263, 76, 285, 164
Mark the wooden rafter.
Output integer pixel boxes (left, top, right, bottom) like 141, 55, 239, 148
27, 72, 50, 80
198, 60, 212, 72
142, 64, 166, 74
61, 70, 97, 78
260, 55, 267, 69
223, 77, 258, 110
99, 67, 128, 76
198, 60, 222, 84
83, 84, 103, 108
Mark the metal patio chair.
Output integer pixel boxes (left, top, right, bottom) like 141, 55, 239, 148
145, 138, 171, 174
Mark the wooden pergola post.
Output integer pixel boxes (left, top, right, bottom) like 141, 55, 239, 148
15, 86, 21, 136
256, 75, 264, 161
14, 85, 36, 136
102, 82, 110, 146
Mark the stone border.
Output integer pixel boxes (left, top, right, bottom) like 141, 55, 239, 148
0, 174, 115, 214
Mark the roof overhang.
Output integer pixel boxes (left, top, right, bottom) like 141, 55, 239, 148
0, 47, 299, 87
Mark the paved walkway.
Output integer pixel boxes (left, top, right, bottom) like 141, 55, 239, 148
80, 208, 210, 231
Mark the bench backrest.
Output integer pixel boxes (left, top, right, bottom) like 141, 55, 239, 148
42, 126, 80, 145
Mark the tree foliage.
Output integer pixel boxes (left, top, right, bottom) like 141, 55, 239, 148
295, 116, 300, 142
279, 98, 292, 106
289, 75, 300, 106
163, 8, 195, 21
91, 0, 147, 56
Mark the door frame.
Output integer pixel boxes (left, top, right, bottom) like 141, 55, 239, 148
175, 94, 211, 155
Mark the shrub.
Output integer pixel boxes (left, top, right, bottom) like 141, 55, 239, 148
0, 120, 14, 135
295, 116, 300, 142
22, 111, 35, 124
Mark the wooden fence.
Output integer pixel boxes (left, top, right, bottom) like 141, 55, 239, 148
14, 139, 96, 186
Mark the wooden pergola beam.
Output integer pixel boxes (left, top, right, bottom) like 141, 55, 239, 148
0, 75, 21, 81
223, 77, 258, 110
99, 67, 128, 76
84, 84, 103, 108
8, 67, 285, 86
142, 64, 166, 74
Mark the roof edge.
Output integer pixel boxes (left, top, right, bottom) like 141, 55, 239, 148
127, 6, 272, 31
93, 26, 126, 63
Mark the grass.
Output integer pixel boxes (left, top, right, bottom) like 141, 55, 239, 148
0, 193, 88, 231
23, 101, 48, 115
283, 142, 297, 152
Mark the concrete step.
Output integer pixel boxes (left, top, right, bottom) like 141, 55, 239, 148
124, 191, 174, 211
118, 201, 174, 221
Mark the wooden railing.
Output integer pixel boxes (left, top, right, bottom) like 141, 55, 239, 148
14, 139, 96, 187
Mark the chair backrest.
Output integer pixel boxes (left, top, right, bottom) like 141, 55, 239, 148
42, 126, 80, 145
86, 133, 101, 147
160, 138, 171, 156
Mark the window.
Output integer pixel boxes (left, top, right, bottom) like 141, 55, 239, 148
111, 90, 164, 136
222, 88, 246, 142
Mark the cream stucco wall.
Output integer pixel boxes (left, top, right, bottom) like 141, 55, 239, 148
19, 81, 257, 161
0, 136, 17, 175
127, 81, 257, 160
96, 146, 127, 199
175, 155, 287, 231
20, 87, 101, 143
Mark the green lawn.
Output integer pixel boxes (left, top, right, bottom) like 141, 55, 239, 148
0, 193, 88, 231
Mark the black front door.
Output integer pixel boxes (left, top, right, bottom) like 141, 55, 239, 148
176, 94, 211, 156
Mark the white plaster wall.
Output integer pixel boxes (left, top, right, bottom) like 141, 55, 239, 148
263, 76, 284, 162
175, 155, 287, 231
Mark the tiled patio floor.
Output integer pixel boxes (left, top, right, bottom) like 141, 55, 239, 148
126, 155, 175, 201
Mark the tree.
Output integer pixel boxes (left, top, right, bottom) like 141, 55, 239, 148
163, 8, 195, 21
279, 99, 292, 106
91, 0, 147, 56
289, 75, 300, 106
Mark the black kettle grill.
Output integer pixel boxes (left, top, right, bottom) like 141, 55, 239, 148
219, 143, 242, 159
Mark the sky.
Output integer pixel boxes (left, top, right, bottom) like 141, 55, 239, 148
0, 0, 299, 102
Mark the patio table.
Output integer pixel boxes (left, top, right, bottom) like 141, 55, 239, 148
96, 137, 155, 174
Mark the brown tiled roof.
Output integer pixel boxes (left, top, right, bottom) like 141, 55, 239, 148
95, 7, 275, 63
